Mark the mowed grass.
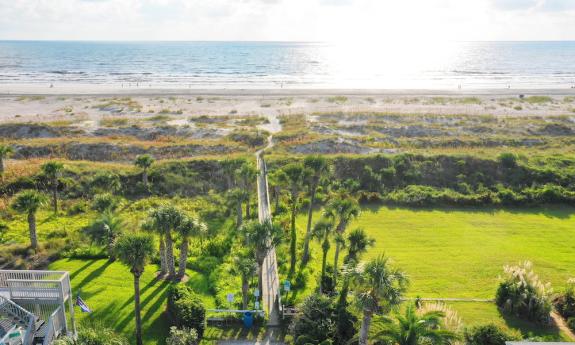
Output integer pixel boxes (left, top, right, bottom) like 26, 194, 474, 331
49, 258, 215, 345
298, 205, 575, 299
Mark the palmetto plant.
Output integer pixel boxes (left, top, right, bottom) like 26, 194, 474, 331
11, 190, 47, 250
134, 154, 154, 187
237, 161, 258, 219
227, 188, 248, 227
325, 194, 360, 284
350, 255, 409, 345
86, 210, 125, 261
281, 163, 306, 277
302, 155, 330, 264
345, 228, 375, 264
176, 216, 207, 279
115, 233, 154, 345
146, 205, 185, 279
370, 303, 459, 345
311, 218, 335, 294
241, 220, 283, 303
41, 161, 64, 214
0, 144, 14, 174
233, 249, 258, 309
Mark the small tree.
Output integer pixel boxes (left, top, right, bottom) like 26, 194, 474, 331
281, 163, 306, 277
115, 233, 154, 345
344, 228, 374, 264
227, 188, 247, 227
312, 218, 335, 294
241, 220, 283, 304
11, 190, 46, 250
233, 249, 258, 309
41, 161, 64, 214
350, 255, 408, 345
302, 155, 330, 264
176, 216, 207, 279
0, 144, 14, 174
464, 324, 518, 345
237, 162, 257, 219
135, 154, 154, 187
147, 205, 185, 279
86, 210, 125, 261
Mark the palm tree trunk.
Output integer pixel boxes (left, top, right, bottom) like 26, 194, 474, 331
333, 241, 341, 285
107, 240, 116, 262
289, 203, 297, 277
159, 234, 167, 276
245, 195, 250, 219
28, 212, 38, 250
257, 262, 264, 306
273, 186, 280, 214
133, 272, 143, 345
142, 170, 148, 186
236, 202, 243, 227
52, 182, 58, 214
242, 275, 249, 309
320, 245, 328, 294
302, 185, 317, 264
177, 236, 188, 279
358, 310, 373, 345
0, 157, 4, 174
165, 231, 176, 278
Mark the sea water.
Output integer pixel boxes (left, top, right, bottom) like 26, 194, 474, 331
0, 40, 574, 89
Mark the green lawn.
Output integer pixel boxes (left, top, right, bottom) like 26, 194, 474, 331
49, 258, 215, 345
294, 205, 575, 340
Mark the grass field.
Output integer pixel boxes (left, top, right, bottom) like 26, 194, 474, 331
294, 204, 575, 340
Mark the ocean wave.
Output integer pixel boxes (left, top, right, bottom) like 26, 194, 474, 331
48, 70, 86, 75
452, 70, 508, 75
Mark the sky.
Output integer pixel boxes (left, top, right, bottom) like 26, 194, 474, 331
0, 0, 574, 41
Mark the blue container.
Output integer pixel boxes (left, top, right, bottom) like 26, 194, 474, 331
243, 312, 254, 328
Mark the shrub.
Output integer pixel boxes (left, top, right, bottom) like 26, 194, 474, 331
554, 278, 575, 321
290, 294, 337, 345
167, 284, 206, 339
166, 326, 198, 345
463, 324, 518, 345
567, 317, 575, 332
91, 193, 120, 212
66, 200, 87, 215
189, 256, 220, 275
495, 261, 553, 323
53, 324, 129, 345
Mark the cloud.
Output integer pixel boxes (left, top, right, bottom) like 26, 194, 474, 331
491, 0, 539, 10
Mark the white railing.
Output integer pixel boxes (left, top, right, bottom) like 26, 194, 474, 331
0, 295, 36, 345
0, 271, 67, 287
42, 306, 65, 345
0, 270, 70, 302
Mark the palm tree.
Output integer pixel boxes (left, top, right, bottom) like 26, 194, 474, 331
282, 163, 306, 277
351, 255, 408, 345
268, 169, 287, 214
227, 188, 248, 227
176, 216, 207, 279
345, 228, 375, 264
86, 210, 125, 261
302, 155, 330, 264
115, 233, 154, 345
146, 205, 184, 279
241, 220, 282, 304
237, 162, 258, 219
371, 303, 458, 345
0, 145, 14, 174
325, 195, 360, 284
41, 161, 64, 214
233, 249, 258, 309
11, 190, 46, 250
134, 154, 154, 187
311, 218, 335, 294
220, 158, 244, 189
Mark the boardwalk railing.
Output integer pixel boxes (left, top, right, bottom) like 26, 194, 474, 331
0, 270, 70, 302
42, 306, 66, 345
0, 295, 36, 345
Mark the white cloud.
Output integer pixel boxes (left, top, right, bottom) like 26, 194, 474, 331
0, 0, 574, 40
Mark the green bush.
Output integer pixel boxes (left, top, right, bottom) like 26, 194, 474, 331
53, 324, 129, 345
290, 294, 336, 345
189, 256, 220, 275
166, 326, 198, 345
496, 262, 552, 323
463, 324, 518, 345
554, 279, 575, 321
167, 284, 206, 339
91, 193, 120, 212
567, 317, 575, 332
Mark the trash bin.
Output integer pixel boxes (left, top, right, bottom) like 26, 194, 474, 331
243, 311, 254, 328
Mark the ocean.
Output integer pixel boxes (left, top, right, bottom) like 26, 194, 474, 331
1, 41, 575, 89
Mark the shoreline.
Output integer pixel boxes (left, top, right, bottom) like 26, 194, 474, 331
1, 83, 575, 97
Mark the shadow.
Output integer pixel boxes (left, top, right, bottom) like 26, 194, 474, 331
498, 308, 563, 340
69, 259, 98, 281
361, 203, 575, 220
76, 260, 113, 291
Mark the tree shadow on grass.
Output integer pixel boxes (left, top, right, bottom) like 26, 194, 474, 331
361, 203, 575, 220
69, 259, 98, 281
76, 259, 113, 291
498, 308, 564, 340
